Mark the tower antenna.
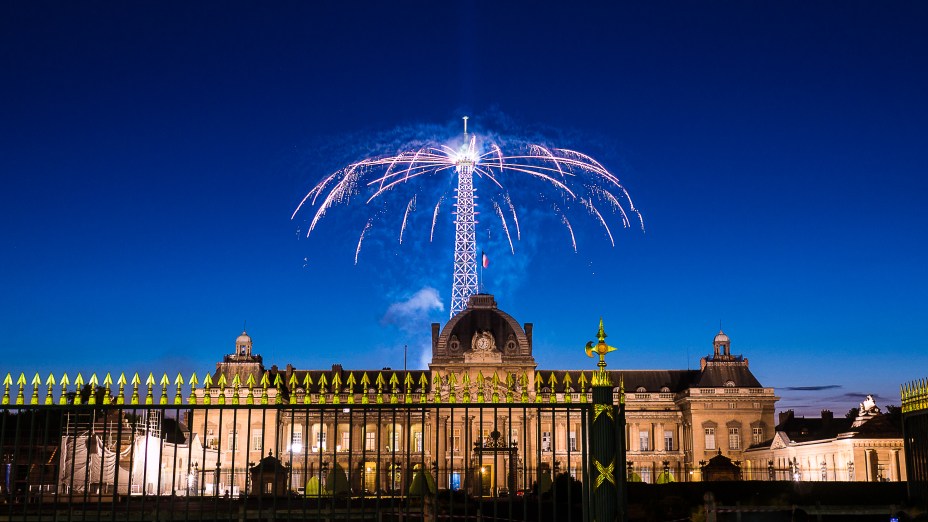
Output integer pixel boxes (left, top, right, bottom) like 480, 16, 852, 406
462, 115, 469, 136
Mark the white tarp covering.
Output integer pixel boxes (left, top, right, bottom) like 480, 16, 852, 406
59, 432, 182, 495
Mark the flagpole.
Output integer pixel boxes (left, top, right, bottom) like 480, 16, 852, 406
479, 251, 484, 293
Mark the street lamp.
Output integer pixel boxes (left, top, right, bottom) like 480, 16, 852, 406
188, 462, 199, 496
214, 462, 222, 497
245, 462, 254, 496
321, 461, 329, 492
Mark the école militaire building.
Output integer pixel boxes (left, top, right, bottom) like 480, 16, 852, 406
187, 293, 779, 494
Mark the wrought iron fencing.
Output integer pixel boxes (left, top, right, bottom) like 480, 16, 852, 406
0, 401, 595, 521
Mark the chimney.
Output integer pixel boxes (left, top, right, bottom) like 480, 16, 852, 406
821, 409, 833, 427
524, 323, 533, 345
431, 323, 440, 351
778, 409, 794, 426
332, 364, 343, 375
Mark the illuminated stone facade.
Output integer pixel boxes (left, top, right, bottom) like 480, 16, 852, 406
742, 404, 906, 482
187, 293, 778, 494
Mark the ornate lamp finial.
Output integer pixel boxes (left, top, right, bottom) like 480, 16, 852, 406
586, 317, 617, 386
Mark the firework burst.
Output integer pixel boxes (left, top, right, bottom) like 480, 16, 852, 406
292, 121, 643, 264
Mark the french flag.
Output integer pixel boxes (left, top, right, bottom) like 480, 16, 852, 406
482, 251, 489, 269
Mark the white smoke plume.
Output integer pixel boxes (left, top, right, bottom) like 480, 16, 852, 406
381, 287, 444, 332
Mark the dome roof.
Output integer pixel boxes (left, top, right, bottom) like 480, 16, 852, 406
434, 294, 531, 360
236, 331, 252, 345
714, 330, 729, 343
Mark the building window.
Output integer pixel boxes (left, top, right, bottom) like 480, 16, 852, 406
313, 426, 326, 451
206, 429, 216, 449
452, 428, 460, 453
341, 431, 350, 451
664, 430, 674, 452
414, 431, 423, 452
542, 431, 551, 452
704, 428, 716, 450
729, 402, 736, 409
252, 429, 263, 451
510, 429, 519, 445
569, 431, 578, 452
227, 429, 239, 451
286, 425, 302, 453
752, 427, 764, 444
365, 431, 375, 451
728, 428, 740, 450
639, 431, 650, 452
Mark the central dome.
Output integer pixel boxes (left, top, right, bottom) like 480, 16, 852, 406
430, 294, 534, 364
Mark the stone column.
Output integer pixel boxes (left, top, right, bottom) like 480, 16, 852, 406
658, 422, 665, 453
864, 449, 872, 482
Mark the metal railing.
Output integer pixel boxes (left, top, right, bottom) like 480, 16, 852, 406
0, 401, 593, 521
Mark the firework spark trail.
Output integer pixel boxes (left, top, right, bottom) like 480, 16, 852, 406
399, 196, 416, 244
490, 144, 504, 170
504, 194, 521, 240
530, 145, 566, 179
430, 196, 443, 242
474, 167, 505, 190
562, 214, 577, 253
305, 165, 365, 235
493, 201, 515, 254
594, 187, 631, 228
355, 219, 372, 265
582, 197, 615, 247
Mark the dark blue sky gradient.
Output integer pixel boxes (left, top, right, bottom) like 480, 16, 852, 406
2, 2, 926, 415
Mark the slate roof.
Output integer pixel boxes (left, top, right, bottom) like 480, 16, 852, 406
691, 364, 763, 388
749, 411, 902, 449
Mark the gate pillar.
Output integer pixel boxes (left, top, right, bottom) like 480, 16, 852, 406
586, 319, 627, 522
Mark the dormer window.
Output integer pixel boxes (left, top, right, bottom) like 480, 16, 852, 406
636, 387, 647, 393
724, 380, 736, 387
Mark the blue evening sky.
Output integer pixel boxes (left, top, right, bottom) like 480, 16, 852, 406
2, 2, 926, 416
